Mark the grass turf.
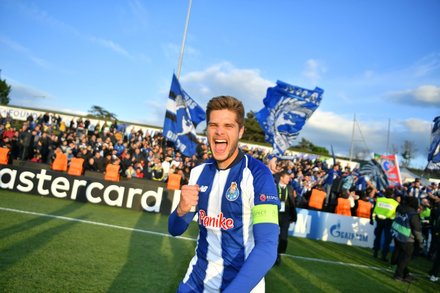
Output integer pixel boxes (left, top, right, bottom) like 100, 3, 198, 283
0, 190, 438, 292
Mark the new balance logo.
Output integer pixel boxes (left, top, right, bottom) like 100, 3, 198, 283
200, 185, 208, 192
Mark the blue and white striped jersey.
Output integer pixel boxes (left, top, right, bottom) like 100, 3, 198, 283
180, 152, 279, 292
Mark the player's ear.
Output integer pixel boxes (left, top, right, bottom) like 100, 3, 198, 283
239, 127, 244, 139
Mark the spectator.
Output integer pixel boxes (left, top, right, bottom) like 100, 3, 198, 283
125, 164, 137, 179
135, 164, 144, 178
152, 161, 165, 181
391, 197, 423, 282
93, 152, 106, 172
322, 163, 341, 207
18, 124, 33, 161
84, 157, 98, 172
275, 171, 297, 266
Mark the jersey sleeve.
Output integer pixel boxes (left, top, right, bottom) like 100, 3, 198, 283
168, 208, 195, 236
251, 159, 279, 207
247, 157, 280, 225
223, 223, 278, 293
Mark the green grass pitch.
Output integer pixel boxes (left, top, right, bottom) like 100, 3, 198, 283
0, 190, 438, 292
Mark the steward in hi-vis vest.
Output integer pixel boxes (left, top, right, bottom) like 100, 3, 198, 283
372, 188, 399, 261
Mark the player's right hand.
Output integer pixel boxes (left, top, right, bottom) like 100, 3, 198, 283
177, 185, 200, 216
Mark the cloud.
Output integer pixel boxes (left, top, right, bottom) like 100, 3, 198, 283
128, 0, 149, 27
410, 52, 440, 77
180, 62, 274, 111
302, 59, 326, 84
325, 52, 440, 104
401, 118, 432, 134
19, 2, 135, 59
89, 36, 132, 59
0, 37, 52, 69
174, 63, 432, 163
7, 81, 52, 108
386, 84, 440, 107
286, 108, 431, 163
162, 42, 199, 65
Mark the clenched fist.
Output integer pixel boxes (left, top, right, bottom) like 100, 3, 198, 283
177, 185, 200, 216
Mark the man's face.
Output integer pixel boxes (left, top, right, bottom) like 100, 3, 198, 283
207, 109, 244, 169
280, 174, 290, 185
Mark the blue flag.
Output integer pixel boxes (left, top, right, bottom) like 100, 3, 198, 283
359, 159, 389, 191
163, 74, 205, 157
427, 116, 440, 170
256, 80, 324, 155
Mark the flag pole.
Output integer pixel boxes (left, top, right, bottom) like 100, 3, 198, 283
349, 113, 356, 161
176, 0, 193, 79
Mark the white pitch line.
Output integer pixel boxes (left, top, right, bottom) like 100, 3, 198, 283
282, 254, 393, 272
0, 206, 196, 242
0, 206, 392, 273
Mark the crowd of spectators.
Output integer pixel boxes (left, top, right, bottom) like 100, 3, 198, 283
1, 111, 440, 277
1, 112, 439, 212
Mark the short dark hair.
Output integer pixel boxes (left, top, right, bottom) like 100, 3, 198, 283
406, 197, 419, 209
279, 170, 290, 178
206, 96, 244, 128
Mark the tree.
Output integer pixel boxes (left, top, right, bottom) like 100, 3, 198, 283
297, 138, 314, 151
88, 105, 117, 120
242, 111, 266, 143
293, 138, 329, 155
401, 140, 417, 168
0, 78, 11, 105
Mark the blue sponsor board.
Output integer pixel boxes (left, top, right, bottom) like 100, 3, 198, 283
288, 208, 374, 248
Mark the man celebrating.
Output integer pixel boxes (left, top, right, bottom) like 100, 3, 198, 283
168, 96, 280, 292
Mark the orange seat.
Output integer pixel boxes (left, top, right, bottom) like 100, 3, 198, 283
0, 147, 10, 165
167, 173, 182, 190
104, 164, 120, 182
356, 200, 372, 219
308, 189, 326, 210
52, 152, 68, 172
335, 197, 352, 216
68, 157, 84, 176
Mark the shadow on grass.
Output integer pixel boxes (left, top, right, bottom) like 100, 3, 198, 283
107, 209, 197, 293
0, 215, 82, 271
0, 201, 83, 241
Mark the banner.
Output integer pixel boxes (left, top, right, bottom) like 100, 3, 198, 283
163, 74, 205, 157
378, 154, 402, 187
290, 208, 374, 248
256, 80, 323, 155
427, 116, 440, 171
0, 164, 175, 214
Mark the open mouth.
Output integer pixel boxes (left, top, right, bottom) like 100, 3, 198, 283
214, 139, 227, 154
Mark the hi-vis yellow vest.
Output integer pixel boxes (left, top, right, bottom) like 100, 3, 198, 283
373, 197, 399, 220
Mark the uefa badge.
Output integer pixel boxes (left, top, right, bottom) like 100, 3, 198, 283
225, 182, 240, 201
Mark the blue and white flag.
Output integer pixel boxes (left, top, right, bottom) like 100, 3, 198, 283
256, 80, 324, 155
427, 116, 440, 171
163, 74, 205, 157
359, 159, 389, 191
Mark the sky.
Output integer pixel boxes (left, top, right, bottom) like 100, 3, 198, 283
1, 0, 439, 169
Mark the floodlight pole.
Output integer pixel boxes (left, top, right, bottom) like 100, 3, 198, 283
386, 118, 391, 154
176, 0, 193, 79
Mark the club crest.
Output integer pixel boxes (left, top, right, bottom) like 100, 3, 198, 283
225, 182, 239, 201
